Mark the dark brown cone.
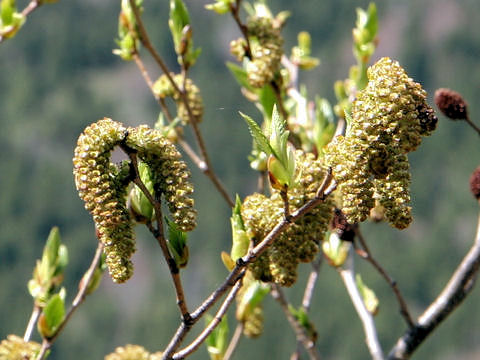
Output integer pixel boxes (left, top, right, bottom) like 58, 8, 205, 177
331, 208, 356, 242
470, 166, 480, 200
434, 88, 468, 120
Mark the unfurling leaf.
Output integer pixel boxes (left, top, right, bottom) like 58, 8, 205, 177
356, 274, 379, 315
205, 314, 229, 360
37, 294, 65, 338
165, 217, 189, 268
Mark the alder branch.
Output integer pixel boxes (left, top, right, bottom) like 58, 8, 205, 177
338, 249, 384, 360
270, 284, 321, 360
388, 212, 480, 359
35, 242, 104, 360
162, 172, 336, 358
128, 0, 234, 207
172, 280, 243, 360
24, 305, 41, 342
355, 227, 415, 329
121, 146, 192, 323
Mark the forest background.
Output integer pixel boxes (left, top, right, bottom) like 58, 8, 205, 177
1, 0, 480, 359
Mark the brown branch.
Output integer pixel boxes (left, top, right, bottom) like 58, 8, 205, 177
162, 172, 336, 358
35, 242, 104, 360
355, 227, 415, 329
172, 279, 243, 360
388, 212, 480, 359
230, 0, 252, 59
465, 114, 480, 136
271, 284, 321, 360
121, 146, 191, 323
128, 0, 234, 208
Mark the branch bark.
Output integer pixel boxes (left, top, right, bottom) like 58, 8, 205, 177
338, 250, 384, 360
388, 212, 480, 359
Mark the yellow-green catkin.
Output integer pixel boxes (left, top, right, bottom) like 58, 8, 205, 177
153, 74, 203, 124
242, 151, 334, 286
244, 16, 283, 88
0, 335, 41, 360
73, 118, 135, 283
235, 271, 265, 338
325, 57, 437, 228
126, 125, 197, 232
105, 344, 152, 360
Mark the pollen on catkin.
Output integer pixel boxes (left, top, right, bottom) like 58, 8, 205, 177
73, 118, 135, 283
0, 335, 41, 360
242, 150, 334, 286
73, 120, 197, 283
125, 125, 197, 232
153, 74, 203, 124
104, 344, 152, 360
324, 57, 437, 229
244, 16, 284, 88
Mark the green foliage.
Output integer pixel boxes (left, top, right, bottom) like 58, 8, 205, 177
205, 314, 229, 360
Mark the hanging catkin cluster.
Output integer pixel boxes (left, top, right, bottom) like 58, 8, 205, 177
231, 15, 283, 88
0, 335, 41, 360
73, 119, 196, 283
125, 125, 197, 232
153, 73, 203, 124
242, 151, 334, 286
104, 344, 163, 360
324, 57, 437, 229
235, 271, 265, 338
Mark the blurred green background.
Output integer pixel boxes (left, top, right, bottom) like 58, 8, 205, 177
1, 0, 480, 359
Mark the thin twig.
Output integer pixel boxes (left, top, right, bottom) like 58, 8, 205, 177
271, 284, 321, 360
128, 0, 234, 207
122, 147, 191, 323
162, 173, 336, 358
290, 257, 322, 360
35, 242, 104, 360
338, 249, 384, 360
302, 257, 322, 312
172, 280, 243, 360
224, 322, 244, 360
388, 212, 480, 359
355, 227, 415, 329
0, 0, 41, 44
465, 115, 480, 136
230, 0, 252, 59
24, 305, 41, 342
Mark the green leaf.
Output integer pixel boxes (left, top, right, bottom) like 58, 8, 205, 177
1, 0, 15, 25
230, 195, 249, 261
43, 294, 65, 336
205, 0, 232, 14
258, 84, 276, 121
42, 227, 61, 269
226, 62, 253, 91
205, 314, 229, 360
165, 217, 189, 268
240, 112, 275, 157
169, 0, 190, 40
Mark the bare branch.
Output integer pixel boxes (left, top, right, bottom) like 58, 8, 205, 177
24, 305, 41, 342
171, 280, 242, 359
355, 227, 415, 329
338, 249, 384, 360
271, 284, 321, 360
388, 212, 480, 359
35, 242, 104, 360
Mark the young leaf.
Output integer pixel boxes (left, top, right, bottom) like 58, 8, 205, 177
165, 217, 189, 268
226, 62, 253, 91
230, 196, 249, 261
240, 112, 275, 157
39, 294, 65, 337
205, 314, 229, 360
